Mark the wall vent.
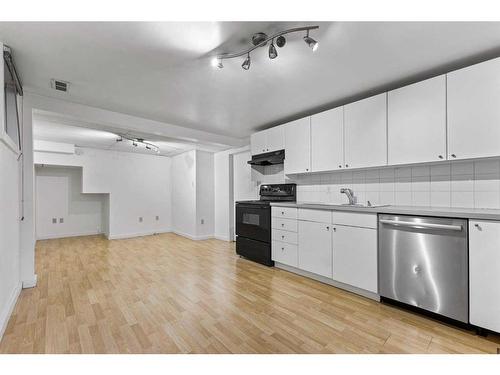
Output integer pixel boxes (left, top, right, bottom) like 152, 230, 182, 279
50, 79, 69, 92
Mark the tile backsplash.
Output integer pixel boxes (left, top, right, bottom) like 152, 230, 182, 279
254, 159, 500, 209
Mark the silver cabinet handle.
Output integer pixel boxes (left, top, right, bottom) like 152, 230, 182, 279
438, 155, 443, 159
333, 227, 336, 232
326, 226, 330, 231
451, 154, 457, 158
281, 223, 284, 227
380, 219, 462, 231
338, 165, 342, 168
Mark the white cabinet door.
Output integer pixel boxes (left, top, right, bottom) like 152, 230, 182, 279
250, 130, 268, 155
311, 107, 344, 172
298, 220, 332, 278
284, 117, 311, 174
332, 225, 377, 293
469, 220, 500, 333
266, 125, 284, 153
388, 76, 446, 165
344, 93, 387, 169
448, 57, 500, 160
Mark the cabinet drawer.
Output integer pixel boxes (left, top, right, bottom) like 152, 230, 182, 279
272, 206, 297, 219
298, 208, 332, 223
272, 229, 298, 244
332, 211, 377, 229
272, 241, 298, 267
272, 217, 297, 232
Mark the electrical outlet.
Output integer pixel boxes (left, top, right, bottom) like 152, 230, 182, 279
59, 218, 64, 223
201, 219, 204, 224
139, 217, 143, 223
52, 218, 57, 224
156, 216, 159, 221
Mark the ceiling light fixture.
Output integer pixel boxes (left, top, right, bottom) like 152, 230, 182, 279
211, 25, 319, 70
242, 53, 251, 70
268, 39, 278, 59
115, 134, 161, 155
303, 30, 319, 52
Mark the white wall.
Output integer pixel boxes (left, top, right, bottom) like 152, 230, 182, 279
196, 151, 214, 239
171, 149, 216, 240
0, 41, 22, 339
214, 150, 232, 241
35, 166, 107, 239
34, 146, 172, 239
171, 150, 197, 238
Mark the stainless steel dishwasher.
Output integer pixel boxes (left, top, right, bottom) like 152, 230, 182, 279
378, 214, 468, 323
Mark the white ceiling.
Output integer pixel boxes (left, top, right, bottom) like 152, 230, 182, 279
3, 22, 500, 139
33, 112, 227, 156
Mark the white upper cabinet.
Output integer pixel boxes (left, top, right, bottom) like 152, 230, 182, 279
448, 57, 500, 160
284, 117, 311, 174
250, 126, 284, 155
469, 220, 500, 333
311, 107, 344, 172
344, 93, 387, 169
388, 76, 446, 165
250, 130, 267, 155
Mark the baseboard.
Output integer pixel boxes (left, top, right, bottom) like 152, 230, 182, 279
0, 281, 22, 341
22, 274, 38, 289
36, 230, 103, 240
214, 234, 231, 242
275, 262, 380, 301
172, 230, 214, 241
108, 229, 172, 240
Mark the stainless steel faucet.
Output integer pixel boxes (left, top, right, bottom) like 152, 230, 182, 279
340, 188, 355, 205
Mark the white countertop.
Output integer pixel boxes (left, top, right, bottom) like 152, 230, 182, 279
270, 202, 500, 220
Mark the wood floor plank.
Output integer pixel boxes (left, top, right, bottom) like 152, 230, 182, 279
1, 233, 500, 353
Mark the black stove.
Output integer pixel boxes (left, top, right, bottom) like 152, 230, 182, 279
235, 184, 296, 266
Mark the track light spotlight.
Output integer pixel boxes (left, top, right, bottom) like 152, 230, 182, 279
116, 137, 123, 142
242, 53, 251, 70
132, 141, 138, 147
268, 40, 278, 59
276, 35, 286, 48
211, 56, 223, 69
303, 31, 319, 52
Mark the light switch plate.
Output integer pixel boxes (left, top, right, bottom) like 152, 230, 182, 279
52, 218, 57, 224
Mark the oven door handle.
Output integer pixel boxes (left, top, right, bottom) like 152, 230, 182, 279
379, 219, 463, 232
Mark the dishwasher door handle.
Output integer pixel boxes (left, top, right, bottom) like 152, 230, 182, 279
379, 219, 463, 231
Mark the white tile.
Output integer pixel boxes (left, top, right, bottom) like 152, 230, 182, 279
340, 171, 353, 184
430, 177, 451, 192
474, 160, 500, 176
431, 164, 451, 177
431, 191, 451, 207
379, 180, 395, 192
411, 176, 430, 192
365, 169, 380, 180
352, 170, 365, 181
412, 165, 430, 177
474, 176, 500, 192
379, 168, 395, 180
451, 162, 474, 176
451, 176, 474, 192
395, 191, 412, 206
355, 191, 366, 205
451, 191, 474, 208
395, 180, 411, 192
379, 191, 395, 205
412, 191, 431, 207
365, 180, 380, 192
365, 191, 380, 206
395, 167, 412, 179
475, 191, 500, 209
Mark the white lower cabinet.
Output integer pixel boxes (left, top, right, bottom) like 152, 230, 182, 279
469, 220, 500, 333
272, 241, 298, 267
298, 220, 333, 278
332, 224, 378, 293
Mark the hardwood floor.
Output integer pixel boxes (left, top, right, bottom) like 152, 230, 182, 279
1, 233, 500, 354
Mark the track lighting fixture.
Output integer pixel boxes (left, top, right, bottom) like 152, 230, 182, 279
211, 25, 319, 70
242, 53, 251, 70
268, 39, 278, 59
115, 134, 161, 155
303, 30, 319, 52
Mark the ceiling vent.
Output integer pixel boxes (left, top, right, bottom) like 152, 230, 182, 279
50, 79, 69, 92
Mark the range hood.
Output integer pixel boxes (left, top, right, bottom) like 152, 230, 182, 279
247, 149, 285, 166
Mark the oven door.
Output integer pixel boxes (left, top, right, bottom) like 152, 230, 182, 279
235, 203, 270, 243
